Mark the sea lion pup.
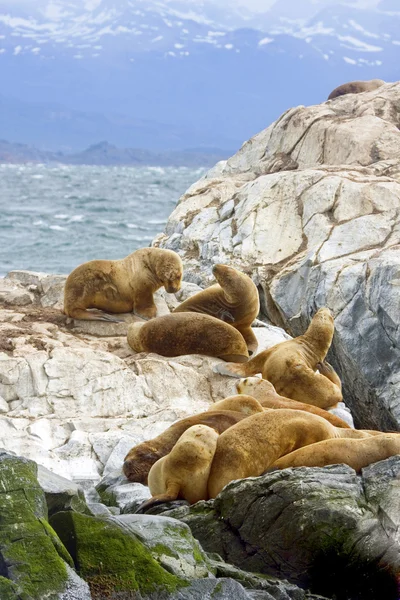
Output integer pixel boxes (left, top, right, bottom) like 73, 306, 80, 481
123, 396, 262, 484
127, 312, 249, 362
64, 247, 183, 322
236, 377, 350, 429
270, 434, 400, 473
173, 264, 260, 355
207, 409, 374, 499
138, 425, 219, 512
214, 308, 342, 409
328, 79, 384, 100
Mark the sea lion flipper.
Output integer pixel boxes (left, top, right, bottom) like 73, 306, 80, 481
213, 362, 247, 377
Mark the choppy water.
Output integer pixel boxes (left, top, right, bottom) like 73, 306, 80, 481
0, 164, 206, 275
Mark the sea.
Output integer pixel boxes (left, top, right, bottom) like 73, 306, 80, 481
0, 164, 206, 276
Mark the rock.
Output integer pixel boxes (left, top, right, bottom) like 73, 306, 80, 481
108, 513, 214, 579
37, 464, 92, 516
96, 470, 151, 510
163, 458, 400, 600
154, 81, 400, 431
0, 278, 34, 306
0, 451, 91, 600
50, 511, 186, 598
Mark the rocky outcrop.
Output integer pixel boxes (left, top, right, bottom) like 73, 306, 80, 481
0, 451, 91, 600
0, 271, 289, 482
154, 82, 400, 431
161, 457, 400, 600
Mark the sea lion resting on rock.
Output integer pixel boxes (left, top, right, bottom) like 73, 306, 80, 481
127, 312, 249, 362
173, 264, 260, 355
140, 425, 219, 511
208, 409, 374, 499
328, 79, 384, 100
123, 394, 264, 484
64, 248, 183, 321
214, 308, 342, 409
271, 434, 400, 473
236, 376, 351, 428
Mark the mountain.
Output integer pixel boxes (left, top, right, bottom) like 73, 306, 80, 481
0, 0, 399, 152
0, 138, 231, 166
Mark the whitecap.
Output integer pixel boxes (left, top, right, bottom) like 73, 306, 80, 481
126, 223, 139, 229
69, 215, 84, 222
55, 214, 69, 219
147, 219, 166, 225
33, 220, 44, 226
49, 225, 67, 231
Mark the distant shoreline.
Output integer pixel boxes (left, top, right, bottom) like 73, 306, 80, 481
0, 140, 233, 169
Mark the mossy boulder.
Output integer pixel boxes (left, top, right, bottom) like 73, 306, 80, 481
0, 451, 90, 600
50, 511, 186, 599
162, 461, 400, 600
37, 464, 92, 516
107, 514, 215, 579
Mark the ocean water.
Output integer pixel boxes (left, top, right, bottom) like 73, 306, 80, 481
0, 164, 206, 275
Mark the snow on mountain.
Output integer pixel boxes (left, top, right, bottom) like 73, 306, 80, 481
0, 0, 398, 151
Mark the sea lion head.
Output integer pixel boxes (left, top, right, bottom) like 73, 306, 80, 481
155, 250, 183, 293
236, 377, 275, 397
313, 307, 334, 326
123, 446, 161, 484
212, 263, 239, 286
127, 323, 145, 352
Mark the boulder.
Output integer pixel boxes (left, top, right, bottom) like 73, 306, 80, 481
162, 457, 400, 600
154, 81, 400, 431
0, 451, 91, 600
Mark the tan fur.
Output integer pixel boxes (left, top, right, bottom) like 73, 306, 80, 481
214, 308, 342, 409
328, 79, 384, 100
207, 409, 372, 499
271, 434, 400, 472
212, 394, 264, 415
127, 312, 249, 362
64, 248, 183, 321
123, 406, 259, 484
236, 377, 350, 428
173, 264, 260, 354
140, 425, 219, 510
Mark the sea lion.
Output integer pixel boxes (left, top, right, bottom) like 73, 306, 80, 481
236, 376, 350, 428
271, 434, 400, 473
214, 308, 342, 409
123, 398, 262, 484
64, 248, 183, 321
173, 264, 260, 355
328, 79, 384, 100
208, 409, 374, 499
138, 425, 219, 511
127, 312, 249, 362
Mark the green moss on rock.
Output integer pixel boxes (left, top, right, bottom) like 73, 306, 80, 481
0, 576, 19, 600
0, 453, 71, 599
50, 512, 186, 599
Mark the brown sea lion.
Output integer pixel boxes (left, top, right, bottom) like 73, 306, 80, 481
207, 409, 373, 499
138, 425, 219, 512
173, 264, 260, 355
64, 248, 183, 322
328, 79, 384, 100
214, 308, 342, 409
127, 312, 249, 362
236, 376, 350, 428
123, 398, 262, 484
271, 434, 400, 473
